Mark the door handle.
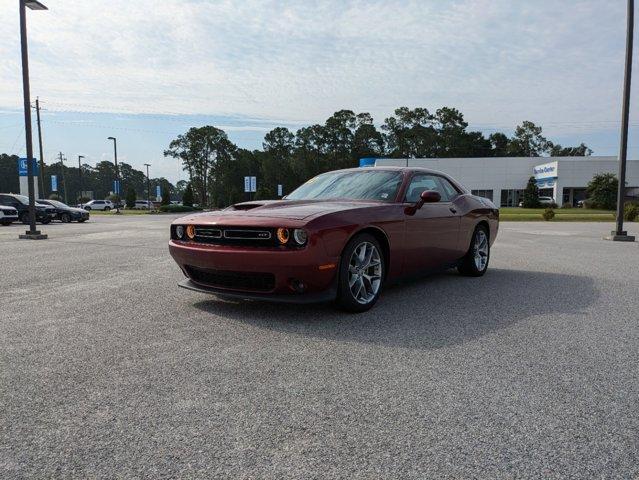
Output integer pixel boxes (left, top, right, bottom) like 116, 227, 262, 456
449, 206, 457, 214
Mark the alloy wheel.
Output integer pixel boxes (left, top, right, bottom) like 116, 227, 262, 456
474, 230, 489, 271
348, 241, 382, 304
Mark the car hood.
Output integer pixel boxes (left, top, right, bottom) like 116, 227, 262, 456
181, 199, 383, 222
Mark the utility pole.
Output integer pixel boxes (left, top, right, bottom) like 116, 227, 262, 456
107, 136, 120, 213
144, 163, 151, 211
18, 0, 48, 241
608, 0, 635, 242
58, 152, 68, 204
34, 97, 45, 196
78, 155, 84, 203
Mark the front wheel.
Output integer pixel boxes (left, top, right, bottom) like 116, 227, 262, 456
458, 225, 490, 277
336, 233, 385, 313
61, 213, 71, 223
103, 206, 111, 211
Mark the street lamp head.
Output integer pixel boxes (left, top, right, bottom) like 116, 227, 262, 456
107, 136, 116, 141
24, 0, 48, 10
78, 155, 85, 160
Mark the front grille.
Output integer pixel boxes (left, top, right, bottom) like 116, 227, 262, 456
188, 226, 278, 247
186, 266, 275, 292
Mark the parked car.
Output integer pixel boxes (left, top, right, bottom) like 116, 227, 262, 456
170, 166, 499, 312
81, 200, 114, 211
0, 205, 18, 225
37, 199, 90, 223
0, 193, 55, 224
518, 196, 557, 207
131, 200, 155, 210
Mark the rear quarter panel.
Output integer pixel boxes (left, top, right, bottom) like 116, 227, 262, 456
455, 194, 500, 251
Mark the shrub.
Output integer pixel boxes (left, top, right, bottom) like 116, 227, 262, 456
542, 207, 555, 221
159, 204, 202, 213
522, 176, 540, 208
125, 188, 136, 209
161, 185, 171, 206
560, 203, 573, 209
48, 193, 61, 201
586, 173, 617, 210
624, 202, 639, 222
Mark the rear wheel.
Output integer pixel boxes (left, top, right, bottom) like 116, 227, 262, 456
84, 206, 91, 211
336, 233, 384, 313
458, 225, 490, 277
104, 206, 111, 211
20, 212, 29, 224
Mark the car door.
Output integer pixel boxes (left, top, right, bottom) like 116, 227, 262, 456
402, 173, 462, 275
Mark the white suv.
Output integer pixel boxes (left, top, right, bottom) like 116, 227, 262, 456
0, 206, 18, 225
81, 200, 114, 211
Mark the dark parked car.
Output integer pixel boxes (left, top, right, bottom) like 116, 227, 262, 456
37, 199, 89, 223
170, 167, 499, 312
0, 193, 55, 224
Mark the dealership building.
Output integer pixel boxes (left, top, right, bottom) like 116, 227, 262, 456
370, 156, 639, 207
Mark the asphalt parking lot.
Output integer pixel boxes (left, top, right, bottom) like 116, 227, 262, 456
1, 216, 638, 479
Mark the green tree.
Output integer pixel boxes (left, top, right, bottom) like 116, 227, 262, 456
508, 121, 552, 156
523, 176, 540, 208
161, 185, 170, 205
586, 173, 618, 210
182, 182, 194, 206
125, 187, 136, 208
550, 143, 592, 156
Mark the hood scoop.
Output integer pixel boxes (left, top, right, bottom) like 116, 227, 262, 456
231, 203, 263, 211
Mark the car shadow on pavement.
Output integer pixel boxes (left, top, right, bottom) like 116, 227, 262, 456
193, 268, 598, 349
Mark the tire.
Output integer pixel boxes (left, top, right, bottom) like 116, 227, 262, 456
458, 224, 490, 277
1, 221, 11, 226
336, 233, 385, 313
61, 213, 71, 223
84, 206, 91, 211
20, 212, 29, 224
104, 207, 111, 211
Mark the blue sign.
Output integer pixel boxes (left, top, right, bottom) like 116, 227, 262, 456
51, 175, 58, 192
18, 158, 38, 177
113, 180, 121, 195
359, 157, 376, 167
156, 185, 161, 199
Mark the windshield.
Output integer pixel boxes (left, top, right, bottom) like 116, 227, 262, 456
287, 170, 403, 202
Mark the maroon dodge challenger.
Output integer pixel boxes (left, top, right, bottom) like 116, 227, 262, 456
169, 167, 499, 312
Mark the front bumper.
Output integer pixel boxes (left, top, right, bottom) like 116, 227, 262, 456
169, 239, 340, 300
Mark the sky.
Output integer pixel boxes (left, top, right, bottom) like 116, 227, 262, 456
0, 0, 638, 184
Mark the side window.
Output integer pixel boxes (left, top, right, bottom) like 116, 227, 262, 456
435, 177, 460, 202
404, 174, 440, 203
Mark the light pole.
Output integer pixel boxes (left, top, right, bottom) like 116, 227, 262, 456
144, 163, 151, 211
609, 0, 636, 242
18, 0, 48, 240
78, 155, 84, 204
107, 136, 120, 213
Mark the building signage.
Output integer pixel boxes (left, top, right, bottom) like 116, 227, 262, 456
277, 184, 283, 197
156, 185, 161, 200
244, 176, 257, 193
18, 158, 38, 177
51, 175, 58, 192
533, 161, 558, 180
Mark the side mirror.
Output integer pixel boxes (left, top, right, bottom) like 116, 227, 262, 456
420, 190, 441, 204
404, 190, 441, 215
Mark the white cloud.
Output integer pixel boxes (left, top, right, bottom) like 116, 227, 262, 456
0, 0, 636, 139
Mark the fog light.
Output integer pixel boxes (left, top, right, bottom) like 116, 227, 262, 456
293, 228, 307, 245
186, 224, 196, 240
290, 279, 306, 293
175, 225, 185, 239
277, 227, 289, 244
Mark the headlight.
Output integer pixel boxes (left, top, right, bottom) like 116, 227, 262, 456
175, 225, 185, 239
186, 225, 196, 240
276, 227, 290, 244
293, 229, 307, 245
